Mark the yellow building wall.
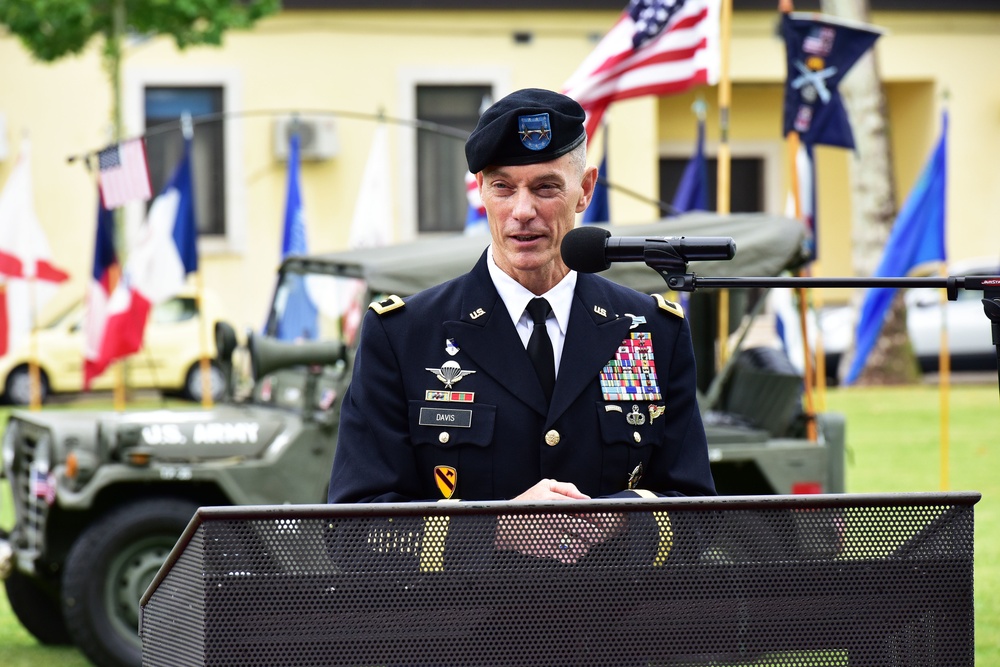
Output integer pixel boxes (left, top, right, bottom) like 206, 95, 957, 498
1, 7, 998, 331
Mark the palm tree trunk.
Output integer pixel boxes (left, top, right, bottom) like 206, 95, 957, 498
821, 0, 920, 385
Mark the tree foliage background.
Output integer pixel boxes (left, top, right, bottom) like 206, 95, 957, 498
0, 0, 280, 144
0, 0, 279, 62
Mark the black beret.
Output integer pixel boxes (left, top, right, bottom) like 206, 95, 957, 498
465, 88, 587, 174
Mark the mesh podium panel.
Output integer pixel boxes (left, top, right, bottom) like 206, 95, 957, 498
141, 493, 977, 667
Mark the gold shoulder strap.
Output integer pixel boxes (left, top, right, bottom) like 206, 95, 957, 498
369, 294, 405, 315
651, 293, 684, 319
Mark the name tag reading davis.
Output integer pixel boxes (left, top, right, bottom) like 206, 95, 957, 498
419, 407, 473, 428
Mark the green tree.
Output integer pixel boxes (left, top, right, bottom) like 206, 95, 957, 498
0, 0, 279, 139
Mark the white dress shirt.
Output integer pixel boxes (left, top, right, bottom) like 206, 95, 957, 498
486, 245, 576, 378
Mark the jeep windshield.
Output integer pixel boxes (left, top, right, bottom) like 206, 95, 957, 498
267, 213, 810, 351
264, 271, 368, 345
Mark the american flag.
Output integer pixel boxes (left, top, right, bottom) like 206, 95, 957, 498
97, 138, 153, 210
563, 0, 720, 139
464, 171, 488, 235
31, 468, 56, 505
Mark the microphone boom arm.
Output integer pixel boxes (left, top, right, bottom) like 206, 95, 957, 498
647, 257, 1000, 402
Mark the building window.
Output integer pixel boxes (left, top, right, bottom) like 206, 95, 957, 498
658, 157, 764, 213
415, 85, 492, 233
145, 87, 226, 236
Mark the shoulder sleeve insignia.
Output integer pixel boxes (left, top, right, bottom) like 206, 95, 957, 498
651, 293, 684, 319
370, 294, 405, 315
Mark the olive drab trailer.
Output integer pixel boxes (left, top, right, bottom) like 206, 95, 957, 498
0, 212, 844, 667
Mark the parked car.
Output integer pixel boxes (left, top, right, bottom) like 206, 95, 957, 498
821, 258, 1000, 380
0, 289, 227, 405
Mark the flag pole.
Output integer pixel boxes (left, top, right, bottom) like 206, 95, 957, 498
180, 112, 214, 410
196, 275, 213, 408
715, 0, 733, 371
28, 276, 41, 411
787, 131, 818, 441
938, 261, 950, 490
780, 0, 818, 441
19, 134, 43, 412
111, 203, 126, 411
938, 102, 950, 491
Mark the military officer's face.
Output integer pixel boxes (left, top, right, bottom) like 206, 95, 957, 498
478, 149, 597, 295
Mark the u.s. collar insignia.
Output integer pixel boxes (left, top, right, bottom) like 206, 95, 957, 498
435, 466, 457, 499
518, 113, 552, 151
445, 338, 459, 356
426, 360, 476, 389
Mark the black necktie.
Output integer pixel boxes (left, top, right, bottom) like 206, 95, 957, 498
525, 297, 555, 403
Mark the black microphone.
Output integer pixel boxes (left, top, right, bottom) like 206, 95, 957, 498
561, 226, 736, 273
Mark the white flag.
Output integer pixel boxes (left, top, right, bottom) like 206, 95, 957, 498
348, 123, 393, 249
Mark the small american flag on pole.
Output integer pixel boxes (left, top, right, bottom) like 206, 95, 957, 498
97, 138, 153, 210
563, 0, 720, 139
31, 468, 56, 505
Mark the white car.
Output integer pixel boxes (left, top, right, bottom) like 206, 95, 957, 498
821, 258, 1000, 380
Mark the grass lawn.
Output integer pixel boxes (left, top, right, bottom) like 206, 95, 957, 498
827, 381, 1000, 664
0, 382, 998, 665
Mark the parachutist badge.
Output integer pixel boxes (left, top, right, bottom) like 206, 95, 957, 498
426, 360, 476, 389
626, 404, 646, 426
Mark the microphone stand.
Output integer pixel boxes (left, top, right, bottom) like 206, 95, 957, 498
641, 249, 1000, 402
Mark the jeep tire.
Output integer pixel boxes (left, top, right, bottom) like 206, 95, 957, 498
61, 498, 200, 667
4, 570, 72, 645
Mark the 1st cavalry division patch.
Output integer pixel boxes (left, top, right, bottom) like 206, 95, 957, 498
434, 466, 457, 499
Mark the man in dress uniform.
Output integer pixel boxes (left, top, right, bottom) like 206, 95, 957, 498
328, 88, 715, 562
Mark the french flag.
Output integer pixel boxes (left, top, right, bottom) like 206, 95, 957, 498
85, 139, 198, 384
82, 200, 120, 388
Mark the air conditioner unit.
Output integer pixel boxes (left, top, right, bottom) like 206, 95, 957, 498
273, 114, 338, 162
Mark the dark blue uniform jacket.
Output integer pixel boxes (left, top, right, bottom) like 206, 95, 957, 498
328, 252, 716, 503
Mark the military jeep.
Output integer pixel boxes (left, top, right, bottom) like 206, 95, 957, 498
0, 212, 844, 667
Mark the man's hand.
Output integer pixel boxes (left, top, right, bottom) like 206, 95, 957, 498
495, 479, 626, 564
511, 478, 591, 502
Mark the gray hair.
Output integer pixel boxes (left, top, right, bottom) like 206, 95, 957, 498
568, 140, 588, 176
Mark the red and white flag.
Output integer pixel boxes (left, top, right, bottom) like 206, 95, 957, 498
97, 138, 153, 210
0, 140, 70, 356
563, 0, 720, 139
